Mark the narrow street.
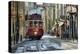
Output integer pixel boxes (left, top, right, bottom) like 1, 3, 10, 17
9, 2, 78, 53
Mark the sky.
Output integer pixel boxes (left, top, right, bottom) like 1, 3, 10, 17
25, 2, 44, 15
28, 7, 43, 15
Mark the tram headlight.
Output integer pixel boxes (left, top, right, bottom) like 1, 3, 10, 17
34, 31, 37, 35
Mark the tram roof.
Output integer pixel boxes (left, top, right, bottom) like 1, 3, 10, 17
27, 13, 42, 20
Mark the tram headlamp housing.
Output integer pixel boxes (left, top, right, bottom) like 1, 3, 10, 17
34, 31, 38, 35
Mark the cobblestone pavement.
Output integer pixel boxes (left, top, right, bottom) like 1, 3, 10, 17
12, 35, 78, 53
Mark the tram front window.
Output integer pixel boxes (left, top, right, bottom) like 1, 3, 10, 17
35, 23, 38, 27
39, 21, 43, 27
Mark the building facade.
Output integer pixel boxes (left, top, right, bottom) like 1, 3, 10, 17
10, 1, 25, 47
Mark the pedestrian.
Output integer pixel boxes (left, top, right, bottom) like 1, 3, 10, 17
64, 20, 69, 40
20, 35, 22, 42
61, 23, 65, 40
64, 28, 69, 40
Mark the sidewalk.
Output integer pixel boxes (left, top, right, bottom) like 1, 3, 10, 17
61, 39, 78, 49
49, 37, 78, 49
61, 39, 78, 44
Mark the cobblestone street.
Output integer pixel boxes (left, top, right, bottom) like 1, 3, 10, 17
12, 34, 78, 53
